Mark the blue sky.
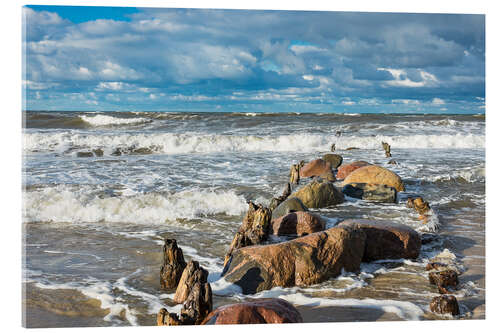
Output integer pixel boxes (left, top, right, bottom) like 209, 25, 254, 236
22, 6, 485, 113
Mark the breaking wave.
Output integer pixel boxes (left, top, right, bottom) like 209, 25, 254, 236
23, 132, 485, 155
80, 115, 152, 126
424, 166, 485, 183
23, 185, 247, 224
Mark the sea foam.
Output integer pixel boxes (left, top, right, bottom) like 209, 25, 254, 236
23, 131, 485, 155
80, 115, 152, 126
24, 185, 247, 224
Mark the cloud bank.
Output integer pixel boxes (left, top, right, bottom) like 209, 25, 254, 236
23, 7, 485, 113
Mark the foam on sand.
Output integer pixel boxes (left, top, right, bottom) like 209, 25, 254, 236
247, 287, 424, 321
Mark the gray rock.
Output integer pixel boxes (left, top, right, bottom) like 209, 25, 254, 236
271, 197, 308, 220
342, 182, 397, 203
322, 154, 343, 169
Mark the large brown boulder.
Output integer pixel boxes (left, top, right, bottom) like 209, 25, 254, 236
336, 161, 371, 180
299, 159, 333, 179
160, 239, 187, 290
222, 226, 366, 294
289, 179, 344, 209
337, 219, 421, 261
201, 298, 303, 325
271, 211, 325, 236
322, 154, 343, 169
271, 197, 308, 220
343, 165, 405, 192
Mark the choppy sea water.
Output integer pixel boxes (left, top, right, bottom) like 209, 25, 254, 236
22, 111, 485, 327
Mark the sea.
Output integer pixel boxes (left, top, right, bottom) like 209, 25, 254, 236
21, 111, 485, 327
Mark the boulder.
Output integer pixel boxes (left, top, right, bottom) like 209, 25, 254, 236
299, 159, 333, 179
336, 161, 371, 180
430, 295, 460, 316
289, 179, 344, 209
222, 226, 366, 294
174, 260, 209, 304
93, 148, 104, 157
322, 154, 343, 169
337, 219, 421, 261
201, 298, 303, 325
342, 183, 397, 203
271, 211, 325, 236
429, 270, 459, 294
76, 151, 94, 158
160, 239, 187, 290
271, 197, 308, 220
343, 165, 405, 192
319, 169, 336, 182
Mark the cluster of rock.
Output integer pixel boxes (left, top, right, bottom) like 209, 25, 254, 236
426, 251, 464, 316
221, 154, 421, 296
157, 240, 213, 325
157, 238, 303, 325
156, 146, 461, 324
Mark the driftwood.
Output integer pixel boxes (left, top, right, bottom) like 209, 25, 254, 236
382, 141, 392, 157
269, 183, 292, 211
160, 239, 187, 290
224, 202, 272, 267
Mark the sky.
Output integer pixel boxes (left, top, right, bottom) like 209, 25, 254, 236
22, 6, 485, 113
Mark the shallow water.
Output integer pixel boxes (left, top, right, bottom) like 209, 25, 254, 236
22, 111, 485, 327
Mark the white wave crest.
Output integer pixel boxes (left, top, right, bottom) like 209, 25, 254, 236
23, 185, 247, 224
23, 132, 485, 155
425, 166, 485, 183
80, 115, 151, 126
246, 288, 423, 321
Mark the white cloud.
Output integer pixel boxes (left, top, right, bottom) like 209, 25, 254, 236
290, 44, 326, 54
23, 80, 58, 90
392, 99, 420, 105
97, 82, 133, 91
432, 98, 445, 105
99, 61, 141, 80
378, 68, 438, 88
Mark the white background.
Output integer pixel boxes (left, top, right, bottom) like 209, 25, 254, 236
2, 0, 497, 332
